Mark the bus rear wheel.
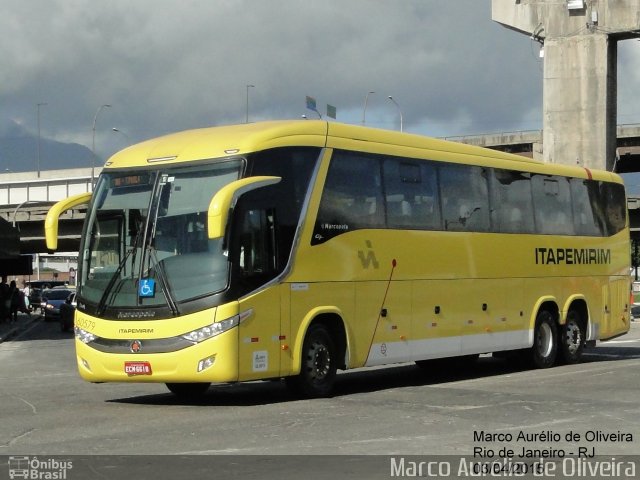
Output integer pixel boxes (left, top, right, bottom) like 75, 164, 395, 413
530, 310, 558, 368
286, 324, 337, 398
166, 382, 211, 399
558, 310, 584, 364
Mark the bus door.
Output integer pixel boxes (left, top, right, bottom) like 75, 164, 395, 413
235, 207, 283, 381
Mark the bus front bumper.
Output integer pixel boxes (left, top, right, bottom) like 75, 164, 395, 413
75, 328, 239, 384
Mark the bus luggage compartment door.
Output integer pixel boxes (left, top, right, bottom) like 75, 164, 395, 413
601, 278, 630, 340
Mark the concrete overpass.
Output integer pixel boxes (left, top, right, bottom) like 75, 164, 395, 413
0, 167, 100, 254
444, 124, 640, 172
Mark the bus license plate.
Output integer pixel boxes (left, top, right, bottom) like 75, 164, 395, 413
124, 361, 153, 376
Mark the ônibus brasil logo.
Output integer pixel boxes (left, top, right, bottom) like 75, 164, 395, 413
8, 456, 72, 479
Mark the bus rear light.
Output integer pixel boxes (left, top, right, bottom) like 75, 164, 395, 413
197, 355, 216, 372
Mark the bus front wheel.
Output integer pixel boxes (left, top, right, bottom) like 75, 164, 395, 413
558, 310, 584, 364
166, 382, 211, 399
286, 324, 337, 398
530, 310, 558, 368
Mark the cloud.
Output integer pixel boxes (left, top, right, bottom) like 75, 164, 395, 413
2, 0, 637, 162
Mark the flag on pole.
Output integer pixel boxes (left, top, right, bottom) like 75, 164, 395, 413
306, 96, 317, 111
305, 96, 322, 118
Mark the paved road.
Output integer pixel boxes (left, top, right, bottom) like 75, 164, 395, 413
1, 319, 639, 477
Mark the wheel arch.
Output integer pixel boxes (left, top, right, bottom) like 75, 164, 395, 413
563, 296, 589, 329
529, 297, 560, 346
291, 307, 349, 375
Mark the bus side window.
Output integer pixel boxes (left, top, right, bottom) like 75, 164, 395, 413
313, 150, 383, 244
570, 179, 605, 236
532, 175, 574, 235
489, 169, 535, 234
440, 164, 489, 232
601, 182, 627, 235
383, 159, 441, 230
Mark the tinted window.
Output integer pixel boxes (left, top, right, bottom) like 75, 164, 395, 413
440, 164, 490, 232
313, 150, 383, 244
43, 289, 73, 301
601, 182, 627, 235
570, 178, 606, 236
490, 170, 535, 234
383, 159, 441, 230
310, 149, 625, 243
532, 175, 574, 235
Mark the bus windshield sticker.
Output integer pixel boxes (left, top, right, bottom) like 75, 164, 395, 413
138, 278, 156, 298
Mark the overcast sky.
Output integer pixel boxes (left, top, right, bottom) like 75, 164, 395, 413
2, 0, 640, 166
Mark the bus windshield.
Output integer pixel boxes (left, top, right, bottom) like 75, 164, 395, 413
80, 160, 243, 313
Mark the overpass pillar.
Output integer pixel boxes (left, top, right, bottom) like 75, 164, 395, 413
492, 0, 640, 171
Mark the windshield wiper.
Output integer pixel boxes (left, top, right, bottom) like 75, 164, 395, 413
147, 245, 179, 316
96, 227, 144, 315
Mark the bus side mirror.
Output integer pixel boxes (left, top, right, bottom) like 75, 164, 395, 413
207, 176, 281, 239
45, 192, 92, 251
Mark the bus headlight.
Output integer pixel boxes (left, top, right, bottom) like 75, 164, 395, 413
75, 327, 97, 344
182, 317, 236, 343
181, 309, 252, 344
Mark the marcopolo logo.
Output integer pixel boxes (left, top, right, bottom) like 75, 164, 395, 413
8, 456, 72, 479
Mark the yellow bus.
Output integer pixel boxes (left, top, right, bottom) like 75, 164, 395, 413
45, 120, 630, 398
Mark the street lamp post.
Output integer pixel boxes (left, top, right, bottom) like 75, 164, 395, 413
36, 102, 47, 178
387, 96, 403, 132
12, 200, 40, 228
112, 127, 130, 143
246, 85, 255, 123
92, 104, 111, 186
362, 91, 375, 126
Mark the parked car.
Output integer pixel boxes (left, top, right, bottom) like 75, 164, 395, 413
59, 292, 77, 332
27, 281, 67, 313
28, 287, 43, 313
42, 287, 74, 321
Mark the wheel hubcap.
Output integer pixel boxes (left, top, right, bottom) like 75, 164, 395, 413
536, 322, 553, 358
306, 341, 331, 381
564, 320, 582, 355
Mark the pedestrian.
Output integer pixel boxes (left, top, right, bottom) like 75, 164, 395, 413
0, 275, 9, 323
22, 281, 31, 312
8, 280, 18, 323
10, 280, 28, 321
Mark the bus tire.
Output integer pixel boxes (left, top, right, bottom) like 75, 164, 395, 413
530, 310, 558, 368
286, 324, 337, 398
166, 382, 211, 398
558, 309, 584, 364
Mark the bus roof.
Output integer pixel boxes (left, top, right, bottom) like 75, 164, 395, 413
104, 120, 621, 184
